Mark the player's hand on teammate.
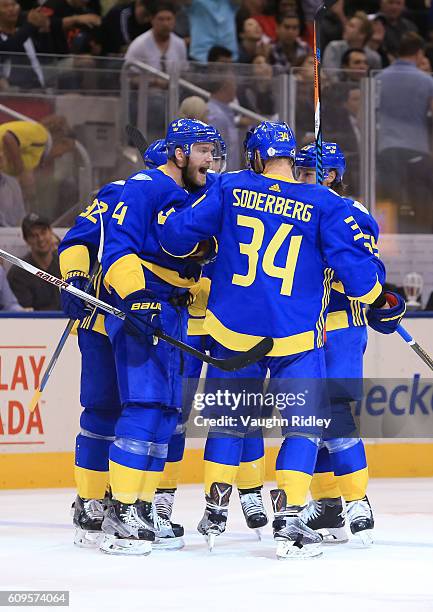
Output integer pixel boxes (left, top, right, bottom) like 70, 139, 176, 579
123, 289, 162, 343
61, 271, 93, 320
366, 291, 406, 334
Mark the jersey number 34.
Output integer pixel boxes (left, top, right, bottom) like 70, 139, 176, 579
232, 214, 302, 296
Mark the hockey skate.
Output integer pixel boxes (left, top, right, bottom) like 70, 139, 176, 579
238, 487, 268, 540
301, 497, 348, 544
142, 493, 185, 551
197, 482, 232, 551
100, 500, 155, 555
270, 489, 323, 559
346, 496, 374, 546
72, 496, 105, 548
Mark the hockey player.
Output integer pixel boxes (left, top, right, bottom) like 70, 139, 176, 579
143, 139, 168, 169
160, 120, 390, 558
100, 119, 222, 555
294, 142, 406, 546
156, 133, 269, 536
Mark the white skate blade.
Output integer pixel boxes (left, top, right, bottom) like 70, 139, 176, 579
276, 540, 323, 559
317, 527, 349, 545
153, 537, 185, 551
99, 534, 152, 556
353, 529, 374, 547
255, 528, 262, 541
74, 527, 102, 548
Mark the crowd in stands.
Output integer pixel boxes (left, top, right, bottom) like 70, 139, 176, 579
0, 0, 433, 310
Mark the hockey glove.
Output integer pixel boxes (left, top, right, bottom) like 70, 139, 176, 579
188, 237, 218, 264
61, 270, 92, 320
366, 291, 406, 334
123, 289, 162, 343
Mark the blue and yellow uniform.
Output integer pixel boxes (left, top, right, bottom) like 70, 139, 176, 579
59, 180, 125, 500
312, 197, 380, 503
161, 161, 385, 504
101, 166, 202, 504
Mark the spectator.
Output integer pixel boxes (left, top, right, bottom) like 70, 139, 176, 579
326, 83, 361, 194
323, 11, 382, 73
0, 117, 75, 199
185, 0, 240, 63
208, 45, 233, 63
124, 1, 187, 74
377, 0, 417, 58
0, 264, 23, 311
0, 149, 26, 227
320, 0, 346, 51
294, 53, 315, 145
238, 17, 267, 63
42, 0, 102, 55
340, 47, 369, 81
207, 65, 240, 170
100, 0, 150, 55
270, 11, 309, 71
178, 95, 209, 122
7, 213, 61, 310
367, 14, 392, 68
237, 53, 276, 117
0, 0, 51, 88
376, 32, 433, 232
237, 0, 277, 43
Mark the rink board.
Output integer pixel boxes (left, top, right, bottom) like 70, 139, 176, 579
0, 315, 432, 489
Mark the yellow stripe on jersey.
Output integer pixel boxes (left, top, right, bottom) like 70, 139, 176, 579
139, 259, 199, 289
104, 253, 146, 298
188, 277, 211, 318
326, 310, 349, 331
262, 172, 299, 184
348, 278, 382, 305
316, 268, 333, 347
204, 309, 315, 357
59, 245, 90, 277
187, 317, 206, 336
332, 280, 345, 294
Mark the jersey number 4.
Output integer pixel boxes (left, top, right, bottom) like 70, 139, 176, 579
232, 214, 302, 296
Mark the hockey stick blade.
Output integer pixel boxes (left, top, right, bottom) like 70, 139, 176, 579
126, 124, 148, 161
157, 330, 273, 372
0, 248, 272, 372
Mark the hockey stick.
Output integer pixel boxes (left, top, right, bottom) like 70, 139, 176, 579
0, 248, 273, 372
125, 124, 148, 162
29, 127, 149, 411
29, 201, 106, 412
313, 0, 338, 184
396, 324, 433, 372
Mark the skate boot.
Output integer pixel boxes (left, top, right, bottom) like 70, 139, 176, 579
271, 489, 323, 559
100, 500, 155, 555
301, 497, 348, 544
238, 486, 268, 539
346, 495, 374, 546
141, 495, 184, 551
72, 496, 105, 548
197, 482, 232, 551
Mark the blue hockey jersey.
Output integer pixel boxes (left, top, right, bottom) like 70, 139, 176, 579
326, 198, 380, 332
59, 180, 126, 335
161, 170, 386, 356
101, 167, 200, 301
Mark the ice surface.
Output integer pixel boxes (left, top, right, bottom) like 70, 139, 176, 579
1, 480, 432, 612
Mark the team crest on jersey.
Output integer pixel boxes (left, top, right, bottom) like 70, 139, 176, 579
269, 183, 281, 193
